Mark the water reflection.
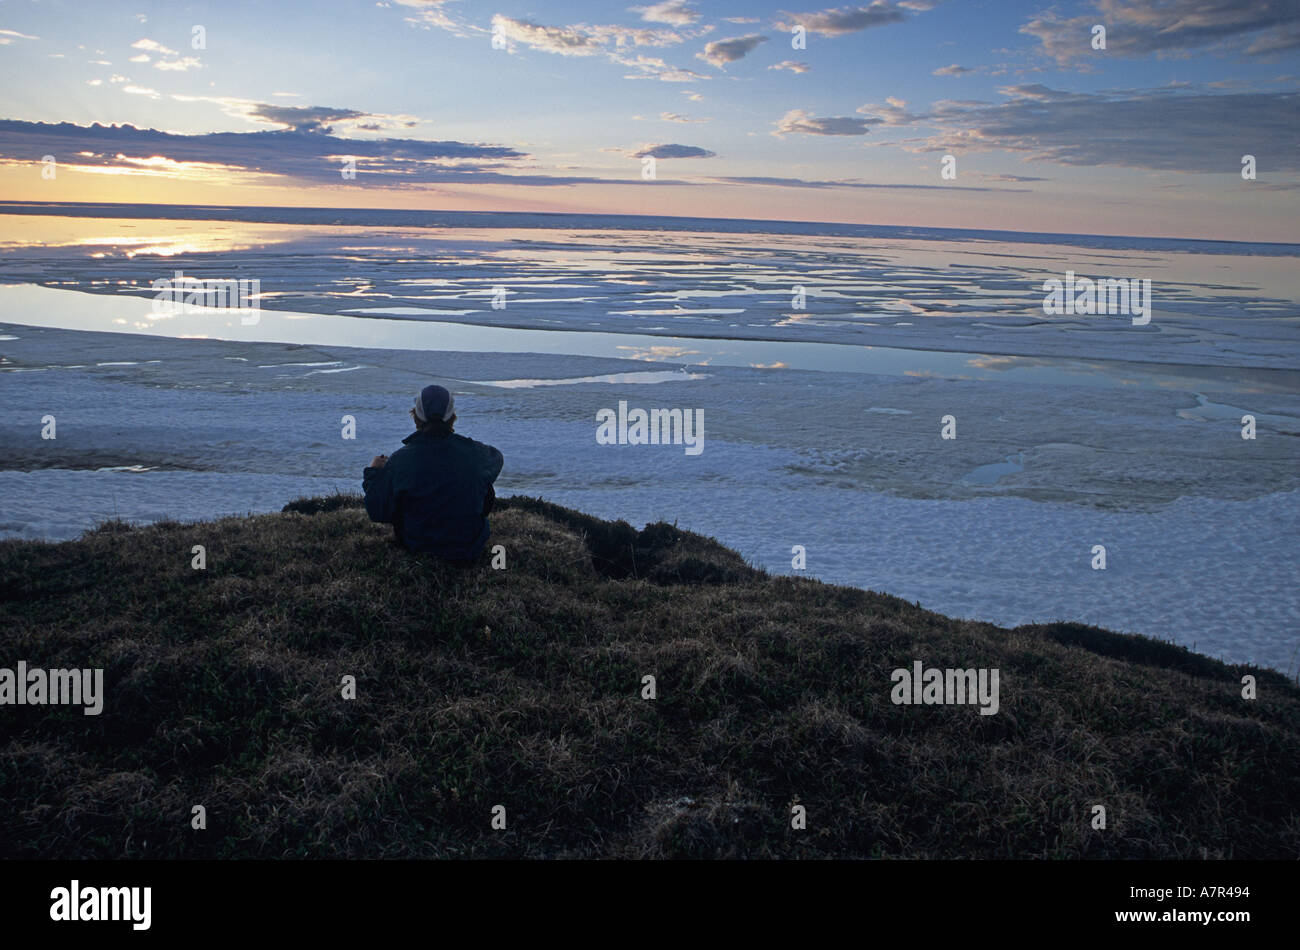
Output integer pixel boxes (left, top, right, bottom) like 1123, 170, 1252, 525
2, 282, 1296, 395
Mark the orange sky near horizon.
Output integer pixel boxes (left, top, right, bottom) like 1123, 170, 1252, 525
1, 162, 1295, 244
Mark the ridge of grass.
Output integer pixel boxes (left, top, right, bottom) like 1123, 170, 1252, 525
1, 493, 1296, 859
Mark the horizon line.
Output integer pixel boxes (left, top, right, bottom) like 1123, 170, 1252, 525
2, 199, 1296, 252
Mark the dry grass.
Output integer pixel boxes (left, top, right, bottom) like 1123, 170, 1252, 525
1, 493, 1296, 859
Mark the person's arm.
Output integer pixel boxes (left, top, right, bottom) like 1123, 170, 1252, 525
362, 454, 398, 524
480, 443, 504, 483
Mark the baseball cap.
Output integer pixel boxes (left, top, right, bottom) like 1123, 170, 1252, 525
413, 384, 455, 423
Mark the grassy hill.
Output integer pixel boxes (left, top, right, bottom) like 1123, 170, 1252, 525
1, 494, 1297, 859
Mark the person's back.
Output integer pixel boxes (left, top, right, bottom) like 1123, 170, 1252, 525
363, 384, 503, 560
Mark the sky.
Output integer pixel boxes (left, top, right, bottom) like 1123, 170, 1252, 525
0, 0, 1297, 241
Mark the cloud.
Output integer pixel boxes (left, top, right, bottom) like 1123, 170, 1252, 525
977, 173, 1050, 182
131, 38, 176, 56
395, 6, 708, 82
696, 34, 768, 67
911, 85, 1300, 173
0, 29, 39, 44
631, 1, 700, 26
489, 14, 689, 55
491, 15, 604, 56
989, 82, 1087, 102
0, 118, 623, 187
1247, 28, 1300, 55
1021, 0, 1300, 64
933, 63, 971, 75
130, 36, 200, 70
710, 175, 1027, 192
169, 95, 422, 135
391, 0, 464, 35
772, 109, 883, 136
627, 142, 717, 158
660, 111, 709, 122
618, 53, 710, 81
775, 2, 909, 37
587, 24, 690, 47
155, 56, 202, 71
770, 60, 811, 73
123, 86, 160, 98
857, 97, 920, 125
483, 13, 711, 81
244, 104, 370, 132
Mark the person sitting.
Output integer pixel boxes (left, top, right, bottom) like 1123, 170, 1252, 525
362, 384, 503, 561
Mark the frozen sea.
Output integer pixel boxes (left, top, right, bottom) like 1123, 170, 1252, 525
1, 206, 1298, 674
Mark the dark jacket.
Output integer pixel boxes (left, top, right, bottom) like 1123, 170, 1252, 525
363, 430, 504, 559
